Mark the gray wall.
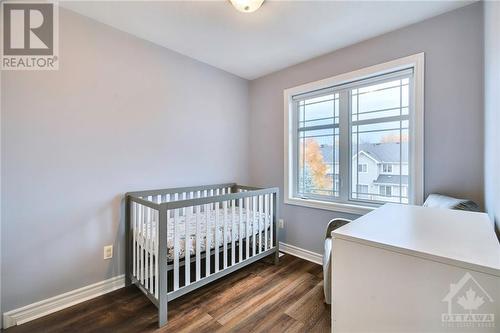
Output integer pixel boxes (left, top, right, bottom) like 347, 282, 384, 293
1, 9, 249, 312
249, 3, 484, 254
484, 1, 500, 234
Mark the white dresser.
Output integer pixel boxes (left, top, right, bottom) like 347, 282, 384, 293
331, 204, 500, 333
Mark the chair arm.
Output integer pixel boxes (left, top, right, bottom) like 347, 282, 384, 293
325, 218, 352, 239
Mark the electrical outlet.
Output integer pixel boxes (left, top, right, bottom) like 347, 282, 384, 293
278, 219, 285, 229
104, 245, 113, 260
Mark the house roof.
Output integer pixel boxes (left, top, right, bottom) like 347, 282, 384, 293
374, 175, 409, 185
319, 142, 408, 164
357, 143, 408, 163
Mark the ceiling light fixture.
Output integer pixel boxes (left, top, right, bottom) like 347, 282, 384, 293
230, 0, 264, 13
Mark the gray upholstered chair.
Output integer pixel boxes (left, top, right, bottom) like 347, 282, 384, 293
423, 193, 480, 211
323, 218, 352, 304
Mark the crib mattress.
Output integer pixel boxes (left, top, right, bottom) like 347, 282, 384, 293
135, 207, 271, 260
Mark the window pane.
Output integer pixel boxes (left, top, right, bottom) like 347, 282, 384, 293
297, 92, 340, 198
352, 79, 410, 122
350, 77, 410, 204
299, 93, 339, 128
298, 135, 339, 197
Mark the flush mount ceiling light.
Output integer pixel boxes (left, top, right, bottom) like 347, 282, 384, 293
230, 0, 264, 13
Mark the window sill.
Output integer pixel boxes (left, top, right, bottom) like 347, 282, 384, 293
284, 196, 376, 215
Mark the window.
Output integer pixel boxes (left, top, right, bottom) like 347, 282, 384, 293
358, 164, 367, 173
379, 185, 392, 197
357, 184, 368, 194
285, 54, 424, 214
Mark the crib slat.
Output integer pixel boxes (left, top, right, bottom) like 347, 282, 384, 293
203, 189, 208, 276
195, 205, 201, 281
145, 203, 150, 290
140, 204, 145, 285
137, 203, 141, 284
245, 197, 250, 260
148, 199, 153, 292
258, 195, 262, 254
155, 208, 159, 298
231, 200, 236, 266
146, 205, 150, 291
205, 202, 211, 277
223, 200, 228, 269
145, 201, 149, 290
149, 199, 154, 291
138, 203, 141, 284
132, 202, 136, 277
270, 193, 274, 248
238, 198, 243, 263
149, 208, 154, 294
264, 194, 269, 251
252, 196, 257, 256
174, 202, 180, 291
215, 201, 220, 273
156, 192, 162, 293
185, 202, 191, 287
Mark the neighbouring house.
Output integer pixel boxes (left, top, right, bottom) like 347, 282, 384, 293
320, 142, 409, 203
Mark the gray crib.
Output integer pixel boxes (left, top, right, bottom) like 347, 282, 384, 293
125, 183, 279, 327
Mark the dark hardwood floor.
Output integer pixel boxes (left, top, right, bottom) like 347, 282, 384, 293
5, 254, 330, 332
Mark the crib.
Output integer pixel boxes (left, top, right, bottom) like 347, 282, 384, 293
125, 183, 279, 327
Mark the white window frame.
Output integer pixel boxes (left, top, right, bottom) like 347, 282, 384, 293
382, 163, 393, 173
284, 53, 424, 215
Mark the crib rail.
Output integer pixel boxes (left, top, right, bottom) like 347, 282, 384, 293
126, 184, 279, 327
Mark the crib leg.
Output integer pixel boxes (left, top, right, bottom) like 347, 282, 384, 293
273, 190, 280, 266
158, 299, 168, 327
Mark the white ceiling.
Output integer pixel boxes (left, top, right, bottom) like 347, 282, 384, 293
60, 1, 473, 80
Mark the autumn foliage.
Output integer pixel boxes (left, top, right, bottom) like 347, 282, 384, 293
301, 139, 331, 191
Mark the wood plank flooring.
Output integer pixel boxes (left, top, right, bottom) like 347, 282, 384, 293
4, 254, 330, 333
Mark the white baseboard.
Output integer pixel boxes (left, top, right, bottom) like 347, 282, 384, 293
3, 274, 125, 329
279, 242, 323, 265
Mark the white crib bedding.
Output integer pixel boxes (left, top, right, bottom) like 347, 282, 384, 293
136, 207, 271, 261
